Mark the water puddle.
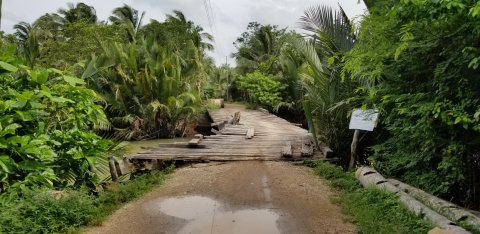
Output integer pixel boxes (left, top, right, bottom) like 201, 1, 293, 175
147, 195, 281, 234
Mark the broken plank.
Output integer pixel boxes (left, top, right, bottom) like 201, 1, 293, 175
246, 128, 254, 139
232, 111, 240, 124
281, 141, 292, 157
188, 138, 201, 148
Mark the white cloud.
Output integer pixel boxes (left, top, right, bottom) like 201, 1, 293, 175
2, 0, 367, 66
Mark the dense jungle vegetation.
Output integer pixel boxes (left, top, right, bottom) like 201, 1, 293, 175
230, 0, 480, 209
0, 0, 479, 231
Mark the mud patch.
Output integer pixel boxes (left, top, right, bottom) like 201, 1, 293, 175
148, 195, 280, 234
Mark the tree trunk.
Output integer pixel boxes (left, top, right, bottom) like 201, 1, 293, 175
389, 179, 480, 228
356, 167, 470, 234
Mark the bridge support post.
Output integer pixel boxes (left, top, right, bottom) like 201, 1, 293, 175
108, 156, 119, 182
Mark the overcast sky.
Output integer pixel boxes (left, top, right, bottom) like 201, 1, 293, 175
2, 0, 366, 65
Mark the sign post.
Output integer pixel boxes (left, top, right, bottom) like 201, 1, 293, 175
348, 109, 378, 170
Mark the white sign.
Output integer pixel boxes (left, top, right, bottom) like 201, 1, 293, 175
349, 109, 379, 131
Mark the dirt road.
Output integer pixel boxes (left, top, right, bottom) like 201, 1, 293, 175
84, 161, 356, 234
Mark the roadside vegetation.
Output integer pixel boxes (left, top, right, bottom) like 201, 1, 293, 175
0, 167, 172, 233
307, 161, 433, 234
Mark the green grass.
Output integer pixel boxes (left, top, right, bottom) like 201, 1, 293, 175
306, 160, 433, 234
0, 165, 173, 234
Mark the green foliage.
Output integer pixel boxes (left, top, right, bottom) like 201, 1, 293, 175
57, 2, 97, 24
13, 22, 40, 67
236, 71, 285, 110
0, 61, 111, 191
38, 21, 128, 68
0, 168, 171, 233
344, 0, 480, 208
139, 10, 213, 53
308, 161, 433, 233
109, 4, 145, 41
83, 37, 204, 139
205, 64, 237, 100
233, 22, 288, 75
281, 5, 358, 158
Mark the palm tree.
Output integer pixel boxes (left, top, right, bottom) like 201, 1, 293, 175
14, 22, 40, 67
233, 23, 286, 74
82, 38, 204, 139
58, 3, 97, 24
109, 4, 145, 41
165, 10, 214, 52
33, 13, 63, 42
283, 5, 358, 160
299, 5, 356, 53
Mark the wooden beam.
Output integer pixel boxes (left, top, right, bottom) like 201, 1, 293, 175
188, 138, 201, 147
245, 128, 255, 139
108, 156, 118, 182
232, 111, 240, 125
301, 133, 314, 157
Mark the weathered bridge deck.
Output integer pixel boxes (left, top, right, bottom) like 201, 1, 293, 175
128, 104, 314, 162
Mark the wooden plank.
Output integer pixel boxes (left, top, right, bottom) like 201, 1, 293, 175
131, 156, 282, 161
301, 133, 314, 157
232, 111, 240, 124
108, 156, 118, 182
188, 138, 201, 148
281, 141, 292, 157
246, 128, 254, 139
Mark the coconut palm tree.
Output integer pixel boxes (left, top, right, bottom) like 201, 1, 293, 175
283, 5, 358, 158
58, 2, 97, 25
109, 4, 145, 41
14, 22, 40, 67
165, 10, 214, 52
233, 22, 287, 74
33, 13, 63, 42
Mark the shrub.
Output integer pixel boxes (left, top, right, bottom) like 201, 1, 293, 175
236, 71, 285, 110
0, 61, 111, 191
0, 169, 170, 233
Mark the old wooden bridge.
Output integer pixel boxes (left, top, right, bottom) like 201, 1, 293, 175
127, 104, 316, 165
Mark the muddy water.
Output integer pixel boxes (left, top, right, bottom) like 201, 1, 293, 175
146, 195, 281, 234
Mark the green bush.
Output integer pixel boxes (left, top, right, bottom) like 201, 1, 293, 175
0, 168, 170, 233
236, 71, 285, 110
343, 0, 480, 208
0, 61, 111, 191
